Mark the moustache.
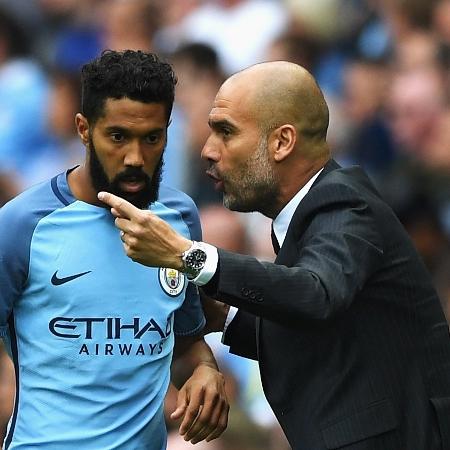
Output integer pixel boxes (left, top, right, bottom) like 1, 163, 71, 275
114, 168, 150, 184
205, 164, 221, 180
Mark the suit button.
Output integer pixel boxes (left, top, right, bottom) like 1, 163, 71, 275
249, 292, 256, 300
255, 294, 263, 302
241, 287, 250, 297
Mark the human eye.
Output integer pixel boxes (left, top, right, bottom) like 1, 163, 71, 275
218, 124, 235, 140
110, 132, 125, 143
222, 127, 232, 137
209, 120, 235, 139
145, 133, 161, 145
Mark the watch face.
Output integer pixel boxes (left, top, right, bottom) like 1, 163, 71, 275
186, 249, 207, 270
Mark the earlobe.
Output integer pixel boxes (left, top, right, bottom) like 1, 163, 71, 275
75, 113, 90, 146
272, 125, 296, 162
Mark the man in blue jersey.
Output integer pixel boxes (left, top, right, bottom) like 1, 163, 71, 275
0, 50, 228, 450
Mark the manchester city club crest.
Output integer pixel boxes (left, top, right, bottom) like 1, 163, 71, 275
158, 268, 185, 297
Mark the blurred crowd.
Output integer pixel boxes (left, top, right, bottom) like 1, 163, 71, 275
1, 0, 450, 448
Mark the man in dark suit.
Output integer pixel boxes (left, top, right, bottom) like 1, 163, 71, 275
99, 61, 450, 450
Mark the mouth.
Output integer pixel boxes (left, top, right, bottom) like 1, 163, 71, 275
206, 170, 224, 192
118, 177, 147, 193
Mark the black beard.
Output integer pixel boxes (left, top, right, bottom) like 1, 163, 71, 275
88, 136, 163, 209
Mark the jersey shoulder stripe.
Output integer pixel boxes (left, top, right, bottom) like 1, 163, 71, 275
157, 183, 202, 242
0, 172, 71, 333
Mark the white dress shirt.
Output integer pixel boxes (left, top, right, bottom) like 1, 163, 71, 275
190, 168, 324, 334
272, 168, 323, 247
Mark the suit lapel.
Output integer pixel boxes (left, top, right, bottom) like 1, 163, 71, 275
258, 160, 340, 355
275, 159, 340, 264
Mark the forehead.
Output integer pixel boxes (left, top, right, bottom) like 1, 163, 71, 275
209, 79, 256, 127
97, 97, 168, 128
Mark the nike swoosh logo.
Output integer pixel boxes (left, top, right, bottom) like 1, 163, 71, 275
51, 270, 91, 286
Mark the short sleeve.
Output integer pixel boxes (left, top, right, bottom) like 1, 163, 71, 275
0, 200, 32, 335
0, 179, 63, 337
157, 184, 206, 336
173, 283, 206, 336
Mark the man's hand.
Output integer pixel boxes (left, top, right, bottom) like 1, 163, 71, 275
170, 363, 229, 444
98, 191, 191, 270
200, 291, 230, 334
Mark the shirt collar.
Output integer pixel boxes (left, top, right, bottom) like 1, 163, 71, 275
273, 168, 323, 247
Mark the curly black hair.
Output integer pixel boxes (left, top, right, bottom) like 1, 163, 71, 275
80, 50, 177, 124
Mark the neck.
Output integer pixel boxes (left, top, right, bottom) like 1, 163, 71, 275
272, 156, 329, 218
67, 165, 104, 206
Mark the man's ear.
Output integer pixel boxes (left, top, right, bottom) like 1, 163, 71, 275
75, 113, 90, 146
269, 124, 296, 162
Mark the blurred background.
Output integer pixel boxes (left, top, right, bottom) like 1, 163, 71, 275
0, 0, 450, 448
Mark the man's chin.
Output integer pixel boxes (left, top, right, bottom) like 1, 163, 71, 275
115, 190, 154, 209
223, 194, 259, 213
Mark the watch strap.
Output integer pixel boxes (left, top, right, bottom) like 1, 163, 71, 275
185, 242, 219, 286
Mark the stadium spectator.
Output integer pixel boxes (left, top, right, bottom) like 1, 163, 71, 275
386, 67, 446, 159
155, 0, 288, 75
18, 69, 85, 188
337, 59, 395, 178
99, 0, 159, 53
168, 43, 226, 205
379, 66, 450, 223
0, 6, 51, 190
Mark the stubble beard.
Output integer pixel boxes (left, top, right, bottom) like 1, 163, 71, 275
222, 136, 279, 216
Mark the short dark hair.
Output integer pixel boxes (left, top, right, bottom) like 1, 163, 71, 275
80, 50, 177, 124
172, 42, 220, 74
0, 6, 29, 58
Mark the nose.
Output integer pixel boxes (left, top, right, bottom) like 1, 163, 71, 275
201, 134, 220, 162
124, 141, 145, 167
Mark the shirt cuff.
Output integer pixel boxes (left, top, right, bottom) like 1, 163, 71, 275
188, 242, 219, 286
221, 306, 238, 343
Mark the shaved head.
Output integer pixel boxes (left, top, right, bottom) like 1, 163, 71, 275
203, 60, 331, 218
222, 61, 329, 155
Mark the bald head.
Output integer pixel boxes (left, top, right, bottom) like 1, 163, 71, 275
203, 61, 330, 217
223, 61, 329, 153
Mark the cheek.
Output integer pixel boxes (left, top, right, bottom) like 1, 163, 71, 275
91, 143, 122, 177
143, 150, 164, 174
225, 142, 253, 172
222, 158, 248, 187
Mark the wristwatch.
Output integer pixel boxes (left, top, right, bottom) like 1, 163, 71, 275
181, 241, 207, 279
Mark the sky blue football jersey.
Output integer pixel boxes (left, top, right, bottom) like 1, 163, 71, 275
0, 169, 205, 450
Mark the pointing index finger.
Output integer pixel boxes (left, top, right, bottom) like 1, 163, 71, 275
97, 191, 138, 220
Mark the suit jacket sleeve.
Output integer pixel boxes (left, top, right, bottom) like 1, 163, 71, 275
213, 181, 385, 326
222, 309, 258, 360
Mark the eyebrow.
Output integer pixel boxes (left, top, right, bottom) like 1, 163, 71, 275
208, 119, 237, 132
104, 126, 165, 135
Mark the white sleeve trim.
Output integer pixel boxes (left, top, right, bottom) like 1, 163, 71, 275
189, 242, 219, 286
221, 306, 238, 343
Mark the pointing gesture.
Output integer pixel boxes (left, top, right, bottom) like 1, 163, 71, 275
98, 191, 192, 270
98, 191, 141, 221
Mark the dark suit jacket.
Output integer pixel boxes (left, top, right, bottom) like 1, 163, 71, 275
211, 160, 450, 450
